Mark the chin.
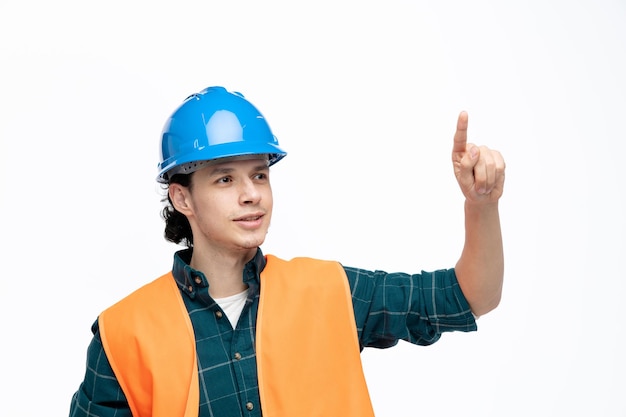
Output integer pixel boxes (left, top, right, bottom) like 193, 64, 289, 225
239, 236, 266, 250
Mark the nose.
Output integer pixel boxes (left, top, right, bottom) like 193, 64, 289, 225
239, 178, 261, 205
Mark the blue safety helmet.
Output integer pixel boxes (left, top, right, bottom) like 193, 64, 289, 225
157, 86, 287, 183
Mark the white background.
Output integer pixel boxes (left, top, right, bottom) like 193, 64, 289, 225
1, 1, 625, 416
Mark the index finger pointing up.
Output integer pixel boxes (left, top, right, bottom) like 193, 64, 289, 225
453, 111, 469, 154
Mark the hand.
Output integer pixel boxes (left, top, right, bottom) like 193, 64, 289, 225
452, 111, 505, 205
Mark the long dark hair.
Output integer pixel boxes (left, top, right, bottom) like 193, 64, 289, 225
161, 173, 193, 247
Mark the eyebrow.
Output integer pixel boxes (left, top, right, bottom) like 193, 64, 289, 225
208, 164, 269, 177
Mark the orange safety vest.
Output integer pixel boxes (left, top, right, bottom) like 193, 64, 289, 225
99, 255, 375, 417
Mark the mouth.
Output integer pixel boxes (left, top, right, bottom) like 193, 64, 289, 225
233, 212, 265, 224
234, 213, 263, 222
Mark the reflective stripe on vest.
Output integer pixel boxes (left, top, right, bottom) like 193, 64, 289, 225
99, 255, 374, 417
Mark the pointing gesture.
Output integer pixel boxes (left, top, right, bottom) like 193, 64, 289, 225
452, 111, 505, 205
452, 111, 505, 317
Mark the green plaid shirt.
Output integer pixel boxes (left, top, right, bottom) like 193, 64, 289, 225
69, 248, 476, 417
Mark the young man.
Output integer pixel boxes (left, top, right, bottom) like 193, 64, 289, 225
69, 86, 505, 417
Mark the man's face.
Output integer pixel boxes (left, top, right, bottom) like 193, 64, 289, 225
175, 157, 273, 254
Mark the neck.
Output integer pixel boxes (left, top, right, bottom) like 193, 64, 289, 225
190, 245, 256, 299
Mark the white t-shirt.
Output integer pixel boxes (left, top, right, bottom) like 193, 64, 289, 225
214, 289, 249, 328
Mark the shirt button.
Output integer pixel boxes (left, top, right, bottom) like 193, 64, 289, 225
246, 402, 254, 411
187, 285, 193, 292
194, 277, 202, 284
234, 352, 242, 360
215, 311, 223, 319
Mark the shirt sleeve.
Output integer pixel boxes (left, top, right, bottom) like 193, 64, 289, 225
68, 320, 132, 417
343, 266, 477, 349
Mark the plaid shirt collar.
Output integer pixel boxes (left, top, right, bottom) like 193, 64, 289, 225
171, 247, 266, 300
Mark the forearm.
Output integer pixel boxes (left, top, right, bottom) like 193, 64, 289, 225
455, 200, 504, 317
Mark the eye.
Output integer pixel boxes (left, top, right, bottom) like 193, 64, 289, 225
216, 176, 232, 184
253, 172, 268, 181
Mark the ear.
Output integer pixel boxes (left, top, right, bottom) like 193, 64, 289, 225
169, 183, 194, 216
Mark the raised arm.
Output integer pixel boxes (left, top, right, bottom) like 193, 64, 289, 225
451, 111, 505, 317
